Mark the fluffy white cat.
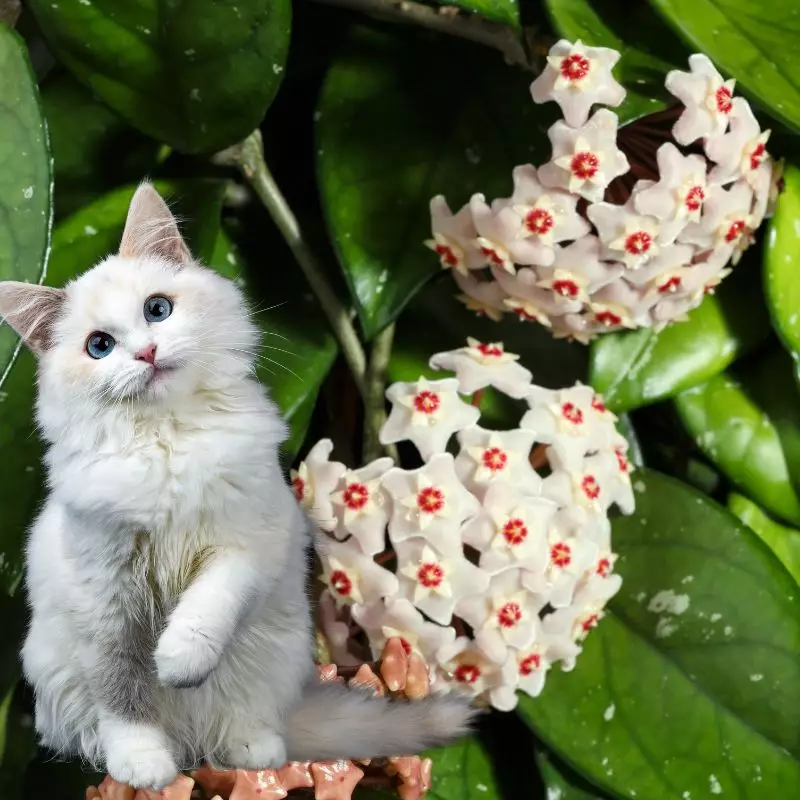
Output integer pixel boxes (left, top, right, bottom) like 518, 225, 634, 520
0, 184, 472, 789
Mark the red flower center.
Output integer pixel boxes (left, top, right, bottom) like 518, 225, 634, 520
614, 448, 630, 474
570, 151, 599, 180
480, 245, 504, 266
519, 653, 541, 676
525, 208, 555, 236
582, 475, 601, 500
497, 602, 522, 629
685, 185, 705, 212
482, 446, 508, 474
413, 390, 440, 415
291, 475, 305, 502
561, 402, 583, 426
477, 342, 503, 357
454, 664, 481, 684
592, 395, 607, 414
502, 518, 528, 546
658, 276, 682, 294
725, 219, 746, 243
749, 143, 767, 171
560, 54, 591, 82
595, 309, 622, 326
343, 482, 369, 510
417, 486, 444, 514
553, 278, 580, 298
512, 306, 538, 322
715, 85, 733, 114
596, 557, 612, 577
417, 561, 444, 588
434, 243, 458, 267
624, 231, 652, 255
330, 569, 352, 597
581, 613, 600, 633
550, 541, 572, 568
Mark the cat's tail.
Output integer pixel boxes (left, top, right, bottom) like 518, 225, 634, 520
284, 681, 476, 761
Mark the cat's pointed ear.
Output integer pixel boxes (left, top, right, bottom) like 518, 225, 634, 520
119, 182, 192, 265
0, 281, 65, 352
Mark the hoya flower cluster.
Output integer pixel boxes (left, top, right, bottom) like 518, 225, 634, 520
426, 41, 776, 342
294, 338, 634, 711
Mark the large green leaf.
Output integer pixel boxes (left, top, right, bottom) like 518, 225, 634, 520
729, 492, 800, 584
765, 163, 800, 358
316, 25, 555, 339
648, 0, 800, 132
675, 356, 800, 525
0, 23, 51, 390
434, 0, 519, 27
589, 263, 769, 413
27, 0, 292, 153
423, 737, 501, 800
545, 0, 686, 122
519, 469, 800, 799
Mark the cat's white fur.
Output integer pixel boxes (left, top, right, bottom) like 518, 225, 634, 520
0, 184, 472, 789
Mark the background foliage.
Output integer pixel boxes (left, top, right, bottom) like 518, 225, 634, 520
0, 0, 799, 798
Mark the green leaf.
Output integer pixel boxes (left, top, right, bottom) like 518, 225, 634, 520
648, 0, 800, 131
545, 0, 686, 122
535, 747, 612, 799
519, 469, 800, 799
729, 492, 800, 584
433, 0, 519, 27
0, 23, 52, 390
40, 71, 161, 219
316, 25, 554, 339
27, 0, 292, 153
423, 737, 500, 800
674, 355, 800, 525
765, 163, 800, 357
589, 262, 769, 413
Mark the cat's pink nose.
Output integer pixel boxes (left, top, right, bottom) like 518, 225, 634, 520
135, 344, 157, 364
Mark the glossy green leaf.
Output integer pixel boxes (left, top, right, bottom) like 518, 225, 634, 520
317, 25, 554, 339
675, 357, 800, 525
535, 747, 612, 799
545, 0, 686, 122
648, 0, 800, 131
729, 492, 800, 584
519, 469, 800, 799
28, 0, 292, 153
765, 163, 800, 358
434, 0, 519, 27
0, 23, 52, 390
589, 263, 769, 413
41, 71, 161, 218
423, 737, 500, 800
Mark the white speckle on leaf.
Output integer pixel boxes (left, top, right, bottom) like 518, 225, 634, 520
750, 673, 764, 682
546, 789, 562, 800
710, 613, 722, 622
79, 0, 91, 5
633, 480, 646, 493
682, 793, 692, 799
465, 146, 481, 165
793, 218, 800, 238
185, 49, 196, 56
190, 88, 201, 101
648, 590, 690, 615
603, 703, 615, 721
768, 227, 777, 247
724, 625, 733, 636
476, 784, 488, 792
709, 775, 722, 794
656, 618, 678, 638
84, 225, 97, 236
681, 575, 694, 584
272, 63, 284, 75
23, 186, 34, 199
635, 591, 647, 603
0, 391, 7, 403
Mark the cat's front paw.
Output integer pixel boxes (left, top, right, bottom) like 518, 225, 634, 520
225, 728, 287, 770
155, 620, 222, 688
104, 722, 178, 789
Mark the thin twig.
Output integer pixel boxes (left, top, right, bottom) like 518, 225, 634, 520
313, 0, 535, 70
217, 131, 368, 399
363, 322, 398, 462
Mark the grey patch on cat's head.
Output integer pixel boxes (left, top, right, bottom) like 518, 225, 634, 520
0, 282, 65, 352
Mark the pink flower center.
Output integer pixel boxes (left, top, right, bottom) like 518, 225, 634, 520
482, 446, 508, 474
434, 243, 458, 268
413, 390, 440, 415
291, 475, 305, 502
560, 54, 591, 82
749, 143, 767, 171
477, 342, 503, 357
615, 448, 630, 474
497, 602, 522, 629
417, 561, 444, 588
454, 664, 481, 684
658, 275, 682, 294
330, 569, 352, 597
581, 613, 600, 634
624, 231, 652, 255
582, 475, 601, 500
417, 486, 444, 514
592, 395, 608, 414
502, 518, 528, 546
553, 278, 580, 298
561, 402, 583, 426
715, 86, 733, 114
725, 220, 746, 243
550, 541, 572, 568
685, 185, 705, 212
512, 306, 539, 322
525, 208, 555, 236
596, 557, 612, 577
570, 151, 599, 180
519, 653, 541, 676
343, 482, 369, 510
480, 245, 504, 266
595, 309, 622, 326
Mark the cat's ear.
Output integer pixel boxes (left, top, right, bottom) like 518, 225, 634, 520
119, 182, 192, 265
0, 282, 65, 352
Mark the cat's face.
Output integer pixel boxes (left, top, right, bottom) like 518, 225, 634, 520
0, 183, 258, 410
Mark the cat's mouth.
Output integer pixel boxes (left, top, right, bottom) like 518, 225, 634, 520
144, 361, 179, 386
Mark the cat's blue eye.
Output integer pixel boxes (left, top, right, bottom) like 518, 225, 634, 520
144, 295, 173, 323
86, 332, 115, 359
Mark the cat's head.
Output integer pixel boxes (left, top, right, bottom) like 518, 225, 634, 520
0, 183, 259, 413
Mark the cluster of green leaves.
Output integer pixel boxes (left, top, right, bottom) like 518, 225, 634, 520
2, 0, 800, 798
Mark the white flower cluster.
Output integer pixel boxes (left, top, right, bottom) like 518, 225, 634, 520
297, 338, 634, 710
426, 41, 777, 342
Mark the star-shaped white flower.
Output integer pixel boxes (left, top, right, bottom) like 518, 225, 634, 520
380, 376, 480, 461
317, 537, 399, 608
621, 242, 696, 292
498, 639, 552, 704
584, 448, 635, 514
539, 235, 624, 298
395, 540, 489, 624
435, 636, 505, 699
329, 457, 393, 555
666, 54, 736, 145
538, 109, 630, 202
541, 458, 621, 521
290, 439, 346, 531
530, 39, 625, 127
588, 300, 636, 330
454, 426, 540, 494
503, 295, 553, 327
493, 265, 577, 316
587, 199, 662, 270
382, 453, 479, 554
453, 270, 507, 322
425, 195, 486, 275
428, 337, 533, 399
352, 597, 456, 662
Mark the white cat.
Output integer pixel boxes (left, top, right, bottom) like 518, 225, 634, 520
0, 183, 472, 789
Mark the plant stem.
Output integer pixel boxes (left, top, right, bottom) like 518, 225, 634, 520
223, 131, 368, 399
313, 0, 535, 70
363, 322, 397, 462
